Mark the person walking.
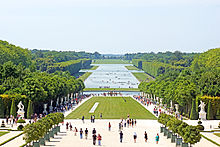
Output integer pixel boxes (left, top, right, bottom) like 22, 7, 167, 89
69, 123, 72, 131
82, 116, 85, 123
85, 128, 88, 139
91, 115, 93, 123
100, 113, 102, 119
134, 132, 137, 143
108, 122, 111, 131
74, 127, 78, 136
156, 133, 159, 144
144, 131, 148, 142
119, 122, 121, 131
92, 128, 96, 135
97, 134, 102, 146
66, 122, 69, 130
119, 131, 123, 143
92, 133, 97, 145
80, 128, 83, 139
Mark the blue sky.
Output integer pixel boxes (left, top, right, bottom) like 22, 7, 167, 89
0, 0, 220, 54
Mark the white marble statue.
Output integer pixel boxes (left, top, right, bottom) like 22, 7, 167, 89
175, 104, 179, 113
49, 100, 53, 112
199, 101, 207, 120
17, 101, 25, 118
43, 104, 48, 114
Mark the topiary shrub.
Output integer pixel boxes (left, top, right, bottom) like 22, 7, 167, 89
218, 122, 220, 128
1, 120, 6, 127
17, 119, 26, 123
197, 121, 202, 125
17, 125, 24, 130
196, 125, 204, 131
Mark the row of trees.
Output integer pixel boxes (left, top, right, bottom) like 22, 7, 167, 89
0, 61, 85, 117
158, 113, 201, 146
139, 48, 220, 119
23, 113, 64, 145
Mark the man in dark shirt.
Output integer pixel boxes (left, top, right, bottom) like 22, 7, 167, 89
119, 131, 123, 143
92, 134, 97, 145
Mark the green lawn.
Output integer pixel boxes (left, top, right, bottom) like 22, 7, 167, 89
66, 96, 156, 119
90, 66, 99, 70
0, 131, 9, 137
132, 72, 154, 82
83, 88, 140, 92
125, 66, 140, 70
78, 72, 92, 81
214, 133, 220, 137
93, 59, 130, 64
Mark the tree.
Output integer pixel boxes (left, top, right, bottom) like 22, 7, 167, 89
27, 100, 33, 119
10, 98, 16, 117
190, 99, 198, 120
207, 101, 214, 120
0, 98, 4, 118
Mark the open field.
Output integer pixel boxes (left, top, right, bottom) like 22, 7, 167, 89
66, 97, 156, 119
92, 59, 130, 64
125, 66, 140, 70
78, 72, 92, 81
0, 131, 9, 137
83, 88, 140, 92
132, 72, 154, 82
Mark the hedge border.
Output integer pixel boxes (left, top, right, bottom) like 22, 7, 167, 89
201, 134, 220, 146
0, 132, 24, 146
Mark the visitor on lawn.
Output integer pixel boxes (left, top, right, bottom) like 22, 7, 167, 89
82, 116, 85, 123
100, 113, 102, 119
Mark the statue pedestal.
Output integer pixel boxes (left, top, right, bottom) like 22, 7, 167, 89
17, 111, 25, 119
199, 112, 206, 120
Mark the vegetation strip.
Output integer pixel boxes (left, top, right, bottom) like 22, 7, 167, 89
0, 132, 24, 146
125, 66, 140, 70
83, 88, 139, 92
132, 72, 154, 82
78, 72, 92, 81
201, 134, 220, 146
214, 133, 220, 137
0, 131, 9, 137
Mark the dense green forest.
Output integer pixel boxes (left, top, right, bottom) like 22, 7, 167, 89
0, 40, 91, 117
139, 48, 220, 119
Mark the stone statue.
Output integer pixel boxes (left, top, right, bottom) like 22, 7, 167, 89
175, 104, 179, 113
43, 104, 48, 115
17, 101, 25, 118
17, 101, 24, 112
199, 101, 206, 112
199, 101, 206, 120
56, 98, 59, 106
49, 100, 53, 113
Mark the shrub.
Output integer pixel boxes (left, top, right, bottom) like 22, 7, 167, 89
17, 119, 26, 123
218, 122, 220, 128
17, 125, 24, 131
198, 121, 202, 125
196, 125, 204, 131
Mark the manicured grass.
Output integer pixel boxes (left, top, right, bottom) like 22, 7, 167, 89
214, 133, 220, 137
78, 72, 92, 81
93, 59, 130, 64
83, 88, 140, 92
132, 72, 154, 82
125, 66, 140, 70
0, 131, 9, 137
66, 96, 156, 119
90, 66, 99, 70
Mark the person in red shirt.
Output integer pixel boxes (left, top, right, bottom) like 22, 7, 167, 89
97, 134, 102, 146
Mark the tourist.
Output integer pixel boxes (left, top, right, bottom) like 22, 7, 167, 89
100, 113, 102, 119
134, 132, 137, 143
69, 123, 72, 131
93, 115, 95, 123
156, 133, 159, 144
80, 128, 83, 139
97, 134, 102, 146
108, 122, 111, 131
92, 128, 96, 135
91, 115, 93, 123
119, 122, 121, 131
144, 131, 148, 142
134, 119, 137, 126
119, 131, 123, 143
66, 122, 69, 130
82, 116, 85, 123
74, 127, 78, 136
92, 133, 97, 145
131, 119, 134, 127
85, 128, 88, 139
